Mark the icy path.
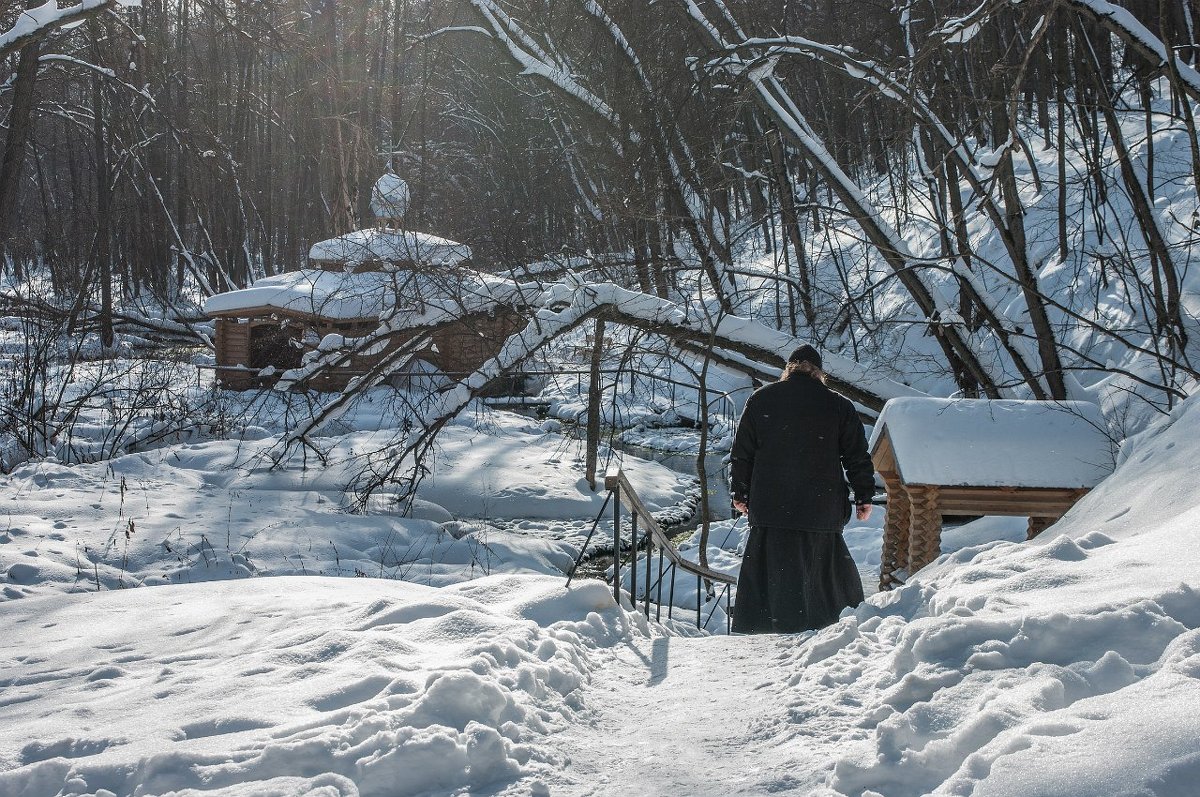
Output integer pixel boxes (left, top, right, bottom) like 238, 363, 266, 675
551, 630, 863, 796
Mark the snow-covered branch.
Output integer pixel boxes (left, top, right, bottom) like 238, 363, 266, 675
1054, 0, 1200, 101
38, 53, 155, 104
269, 268, 923, 497
0, 0, 139, 62
931, 0, 996, 46
468, 0, 619, 126
707, 32, 1050, 394
683, 0, 1001, 397
345, 275, 927, 501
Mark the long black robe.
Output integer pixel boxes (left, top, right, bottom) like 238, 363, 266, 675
731, 526, 865, 634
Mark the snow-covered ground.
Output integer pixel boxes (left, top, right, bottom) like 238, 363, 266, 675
0, 574, 632, 797
4, 387, 1198, 795
0, 404, 692, 599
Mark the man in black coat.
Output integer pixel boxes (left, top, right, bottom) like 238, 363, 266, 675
729, 344, 876, 633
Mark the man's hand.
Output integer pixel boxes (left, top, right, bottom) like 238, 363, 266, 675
856, 503, 873, 522
733, 498, 749, 516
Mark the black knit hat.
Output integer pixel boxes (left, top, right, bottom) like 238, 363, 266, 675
787, 344, 823, 369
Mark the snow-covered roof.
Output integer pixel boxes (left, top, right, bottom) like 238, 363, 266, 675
203, 270, 401, 320
203, 268, 528, 321
869, 397, 1114, 489
308, 229, 470, 267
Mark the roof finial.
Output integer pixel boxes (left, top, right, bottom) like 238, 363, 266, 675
371, 171, 409, 226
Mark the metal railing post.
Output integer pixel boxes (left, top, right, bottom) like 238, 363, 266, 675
644, 530, 653, 619
656, 548, 665, 622
612, 486, 622, 604
668, 566, 676, 620
630, 512, 638, 609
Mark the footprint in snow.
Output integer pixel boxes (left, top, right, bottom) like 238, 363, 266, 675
86, 666, 128, 683
20, 737, 112, 764
179, 717, 273, 739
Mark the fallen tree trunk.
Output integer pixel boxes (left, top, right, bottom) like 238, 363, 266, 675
272, 276, 925, 503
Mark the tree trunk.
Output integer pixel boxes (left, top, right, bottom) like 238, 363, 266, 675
584, 318, 606, 490
93, 74, 114, 348
0, 1, 44, 268
766, 127, 815, 329
1084, 24, 1187, 350
695, 339, 714, 572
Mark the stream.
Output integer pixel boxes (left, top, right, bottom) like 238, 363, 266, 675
611, 440, 733, 526
502, 405, 734, 527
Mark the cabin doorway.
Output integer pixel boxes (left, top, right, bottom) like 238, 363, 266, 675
248, 322, 303, 372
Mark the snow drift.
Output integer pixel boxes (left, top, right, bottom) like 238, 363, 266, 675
0, 575, 641, 797
2, 392, 1199, 797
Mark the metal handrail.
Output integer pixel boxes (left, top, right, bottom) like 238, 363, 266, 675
604, 466, 735, 632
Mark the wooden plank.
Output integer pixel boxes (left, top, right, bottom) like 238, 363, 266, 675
936, 499, 1076, 510
936, 502, 1076, 512
870, 431, 897, 472
936, 504, 1073, 517
934, 492, 1081, 504
906, 485, 1089, 497
215, 319, 250, 368
934, 492, 1083, 505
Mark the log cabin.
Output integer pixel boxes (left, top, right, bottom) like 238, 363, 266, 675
203, 227, 526, 391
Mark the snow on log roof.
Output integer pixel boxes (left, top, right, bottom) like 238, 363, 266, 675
202, 270, 399, 320
869, 397, 1114, 489
203, 268, 528, 321
308, 229, 471, 267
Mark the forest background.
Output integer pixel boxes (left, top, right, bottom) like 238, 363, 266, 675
2, 0, 1199, 453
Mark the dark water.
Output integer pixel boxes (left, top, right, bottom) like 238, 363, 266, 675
615, 442, 732, 524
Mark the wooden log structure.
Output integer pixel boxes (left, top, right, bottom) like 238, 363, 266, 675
208, 303, 525, 392
878, 475, 910, 591
870, 398, 1114, 591
205, 226, 528, 392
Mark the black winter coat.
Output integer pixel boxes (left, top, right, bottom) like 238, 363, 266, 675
730, 375, 875, 531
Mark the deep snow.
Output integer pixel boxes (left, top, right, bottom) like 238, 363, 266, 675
0, 406, 691, 600
3, 393, 1199, 796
